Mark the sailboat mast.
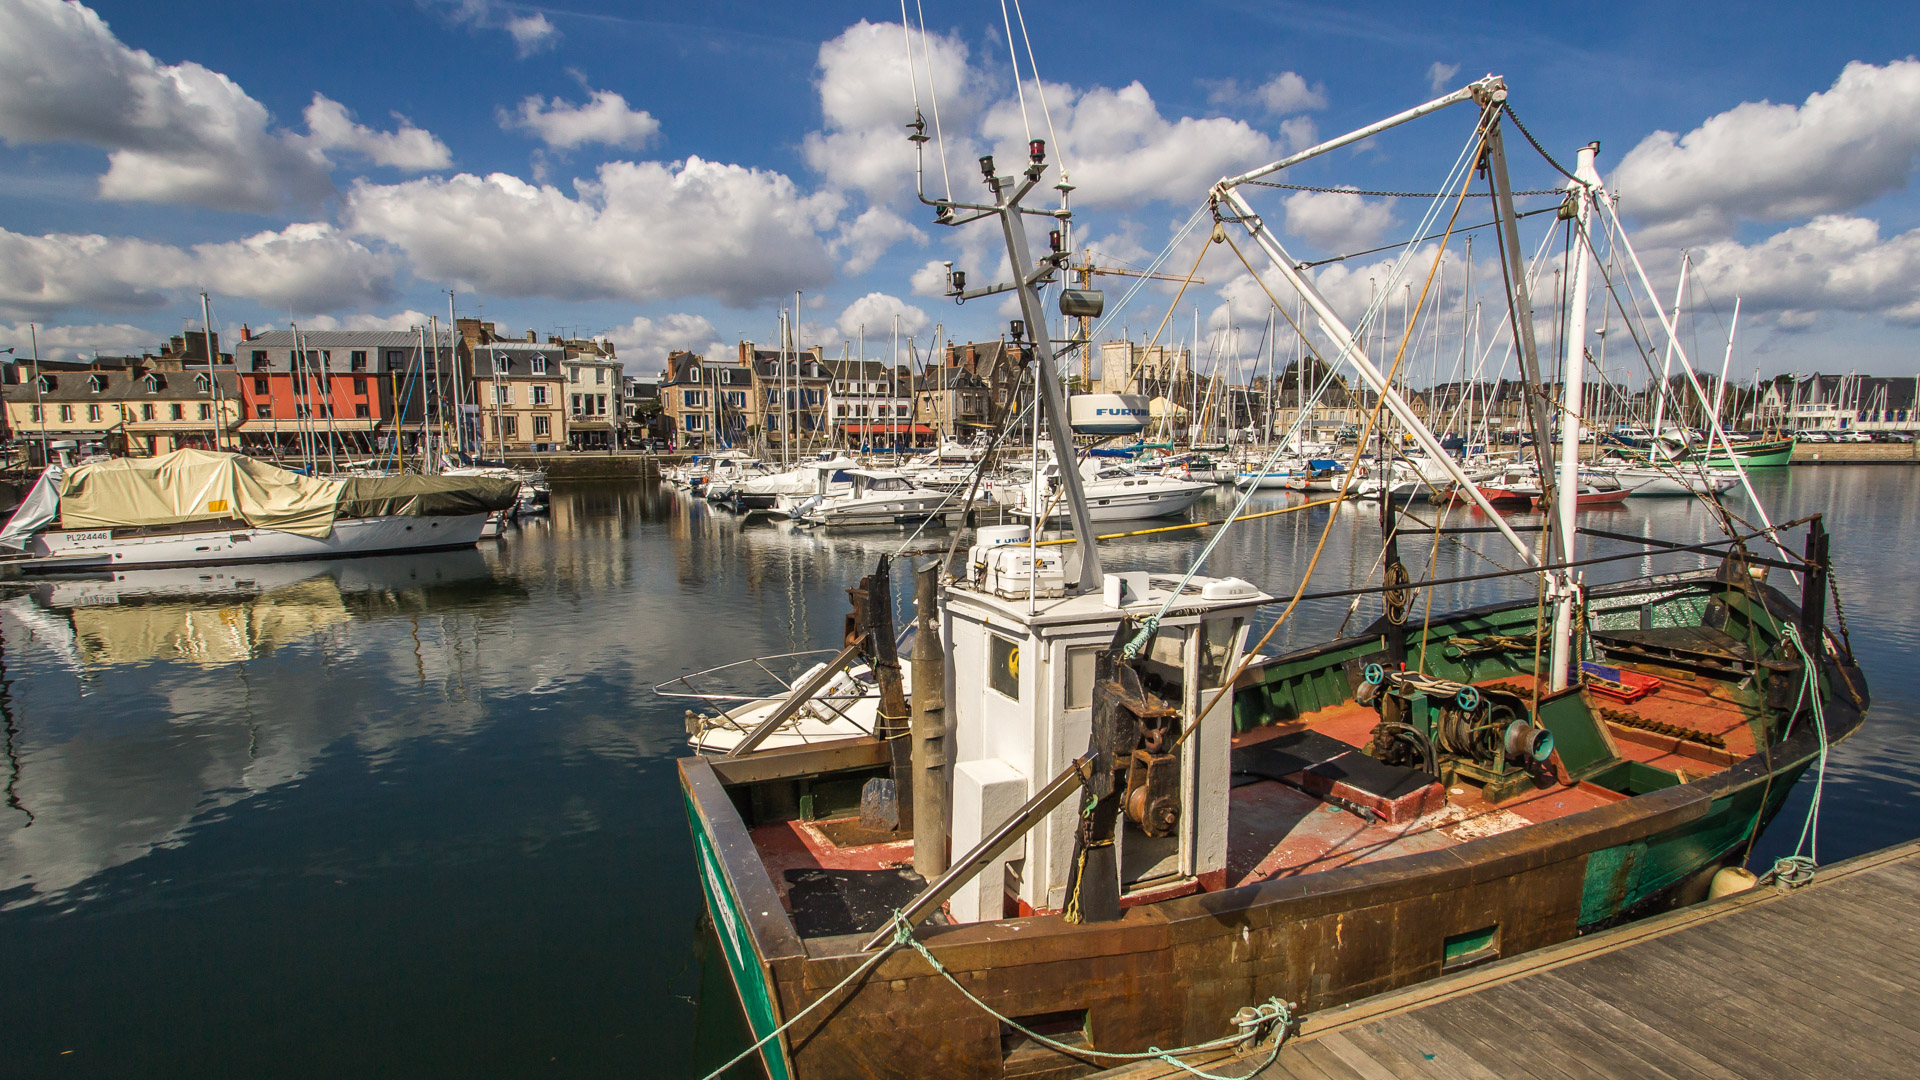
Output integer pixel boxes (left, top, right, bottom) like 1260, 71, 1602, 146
1550, 142, 1602, 693
1650, 255, 1689, 446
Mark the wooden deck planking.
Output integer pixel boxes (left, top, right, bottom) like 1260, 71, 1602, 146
1091, 840, 1920, 1080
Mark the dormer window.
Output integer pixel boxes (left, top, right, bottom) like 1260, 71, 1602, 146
530, 355, 548, 375
144, 373, 164, 393
251, 350, 268, 370
35, 374, 55, 392
88, 374, 107, 393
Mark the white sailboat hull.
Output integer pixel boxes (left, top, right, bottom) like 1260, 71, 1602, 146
1016, 481, 1210, 522
30, 513, 493, 570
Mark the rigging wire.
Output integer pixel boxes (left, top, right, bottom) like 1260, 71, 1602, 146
911, 0, 953, 201
1009, 0, 1068, 184
998, 0, 1033, 144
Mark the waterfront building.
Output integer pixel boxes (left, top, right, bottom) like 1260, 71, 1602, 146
1763, 373, 1920, 434
233, 328, 455, 456
2, 362, 241, 457
468, 338, 568, 454
659, 349, 753, 451
560, 342, 623, 449
743, 342, 829, 455
827, 358, 927, 450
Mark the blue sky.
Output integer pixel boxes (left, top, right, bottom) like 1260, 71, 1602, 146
3, 0, 1918, 385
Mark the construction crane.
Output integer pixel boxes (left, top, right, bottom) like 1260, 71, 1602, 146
1069, 252, 1204, 388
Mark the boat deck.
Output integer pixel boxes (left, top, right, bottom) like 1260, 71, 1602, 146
744, 663, 1761, 935
1092, 839, 1920, 1080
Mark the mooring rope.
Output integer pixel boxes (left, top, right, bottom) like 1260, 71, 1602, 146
1767, 624, 1830, 889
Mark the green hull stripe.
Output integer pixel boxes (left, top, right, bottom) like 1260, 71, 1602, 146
687, 791, 793, 1080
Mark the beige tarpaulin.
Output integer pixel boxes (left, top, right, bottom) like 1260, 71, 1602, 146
57, 449, 343, 538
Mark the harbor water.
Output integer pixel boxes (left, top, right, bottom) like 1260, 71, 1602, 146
1, 467, 1915, 1078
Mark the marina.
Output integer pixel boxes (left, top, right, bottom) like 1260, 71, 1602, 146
2, 2, 1918, 1078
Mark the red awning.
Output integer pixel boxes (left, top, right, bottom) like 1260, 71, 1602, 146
837, 423, 933, 435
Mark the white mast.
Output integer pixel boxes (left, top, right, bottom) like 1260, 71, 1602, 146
1549, 142, 1603, 693
1714, 298, 1742, 430
1650, 254, 1689, 449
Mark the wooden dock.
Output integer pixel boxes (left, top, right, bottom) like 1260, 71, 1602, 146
1096, 840, 1920, 1080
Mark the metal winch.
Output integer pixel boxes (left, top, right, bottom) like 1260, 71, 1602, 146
1357, 664, 1555, 801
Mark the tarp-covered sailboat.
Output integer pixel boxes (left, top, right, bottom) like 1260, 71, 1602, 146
0, 449, 517, 570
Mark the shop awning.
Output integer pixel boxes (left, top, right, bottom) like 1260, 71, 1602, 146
837, 423, 933, 435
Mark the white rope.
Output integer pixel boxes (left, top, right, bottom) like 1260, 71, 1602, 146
998, 0, 1033, 143
1010, 0, 1068, 184
912, 0, 953, 201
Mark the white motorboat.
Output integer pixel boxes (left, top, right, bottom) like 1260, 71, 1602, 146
1015, 459, 1210, 522
0, 449, 517, 571
730, 455, 861, 510
1595, 462, 1740, 497
794, 469, 954, 529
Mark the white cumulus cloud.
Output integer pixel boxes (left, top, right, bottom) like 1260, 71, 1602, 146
298, 310, 436, 332
1282, 189, 1396, 252
803, 20, 986, 200
303, 94, 451, 170
345, 159, 843, 308
506, 13, 558, 57
837, 292, 929, 339
0, 0, 451, 212
611, 312, 720, 366
833, 207, 926, 275
502, 89, 661, 150
1686, 215, 1920, 326
0, 222, 398, 320
1613, 59, 1920, 243
0, 320, 158, 362
1208, 72, 1326, 116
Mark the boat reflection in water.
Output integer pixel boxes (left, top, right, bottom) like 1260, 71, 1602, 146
9, 549, 503, 669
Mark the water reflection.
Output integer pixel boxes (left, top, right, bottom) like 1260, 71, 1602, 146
0, 470, 1910, 1078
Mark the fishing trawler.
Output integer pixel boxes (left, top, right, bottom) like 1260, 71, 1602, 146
677, 75, 1867, 1080
0, 448, 517, 571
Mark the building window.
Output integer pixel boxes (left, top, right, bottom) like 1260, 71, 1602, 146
169, 403, 183, 421
253, 376, 269, 395
385, 350, 403, 366
251, 350, 268, 370
685, 414, 706, 432
198, 403, 211, 420
682, 390, 707, 408
350, 350, 367, 371
494, 385, 512, 405
28, 405, 39, 421
86, 403, 101, 422
353, 377, 367, 396
141, 404, 154, 421
533, 415, 551, 437
355, 404, 370, 419
501, 416, 518, 438
568, 366, 580, 384
530, 355, 548, 374
296, 404, 311, 419
571, 394, 583, 413
532, 385, 549, 405
58, 404, 73, 422
598, 394, 609, 413
255, 403, 271, 419
88, 374, 106, 393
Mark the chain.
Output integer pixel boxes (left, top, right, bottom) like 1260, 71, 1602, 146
1826, 555, 1857, 658
1501, 103, 1584, 186
1244, 179, 1562, 198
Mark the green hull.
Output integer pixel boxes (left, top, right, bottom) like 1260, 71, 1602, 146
1703, 438, 1796, 468
686, 789, 792, 1080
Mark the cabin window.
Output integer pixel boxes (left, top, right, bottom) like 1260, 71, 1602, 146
989, 635, 1021, 701
1065, 646, 1100, 710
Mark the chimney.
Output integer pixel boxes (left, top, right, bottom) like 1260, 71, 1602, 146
526, 329, 536, 343
239, 323, 251, 342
